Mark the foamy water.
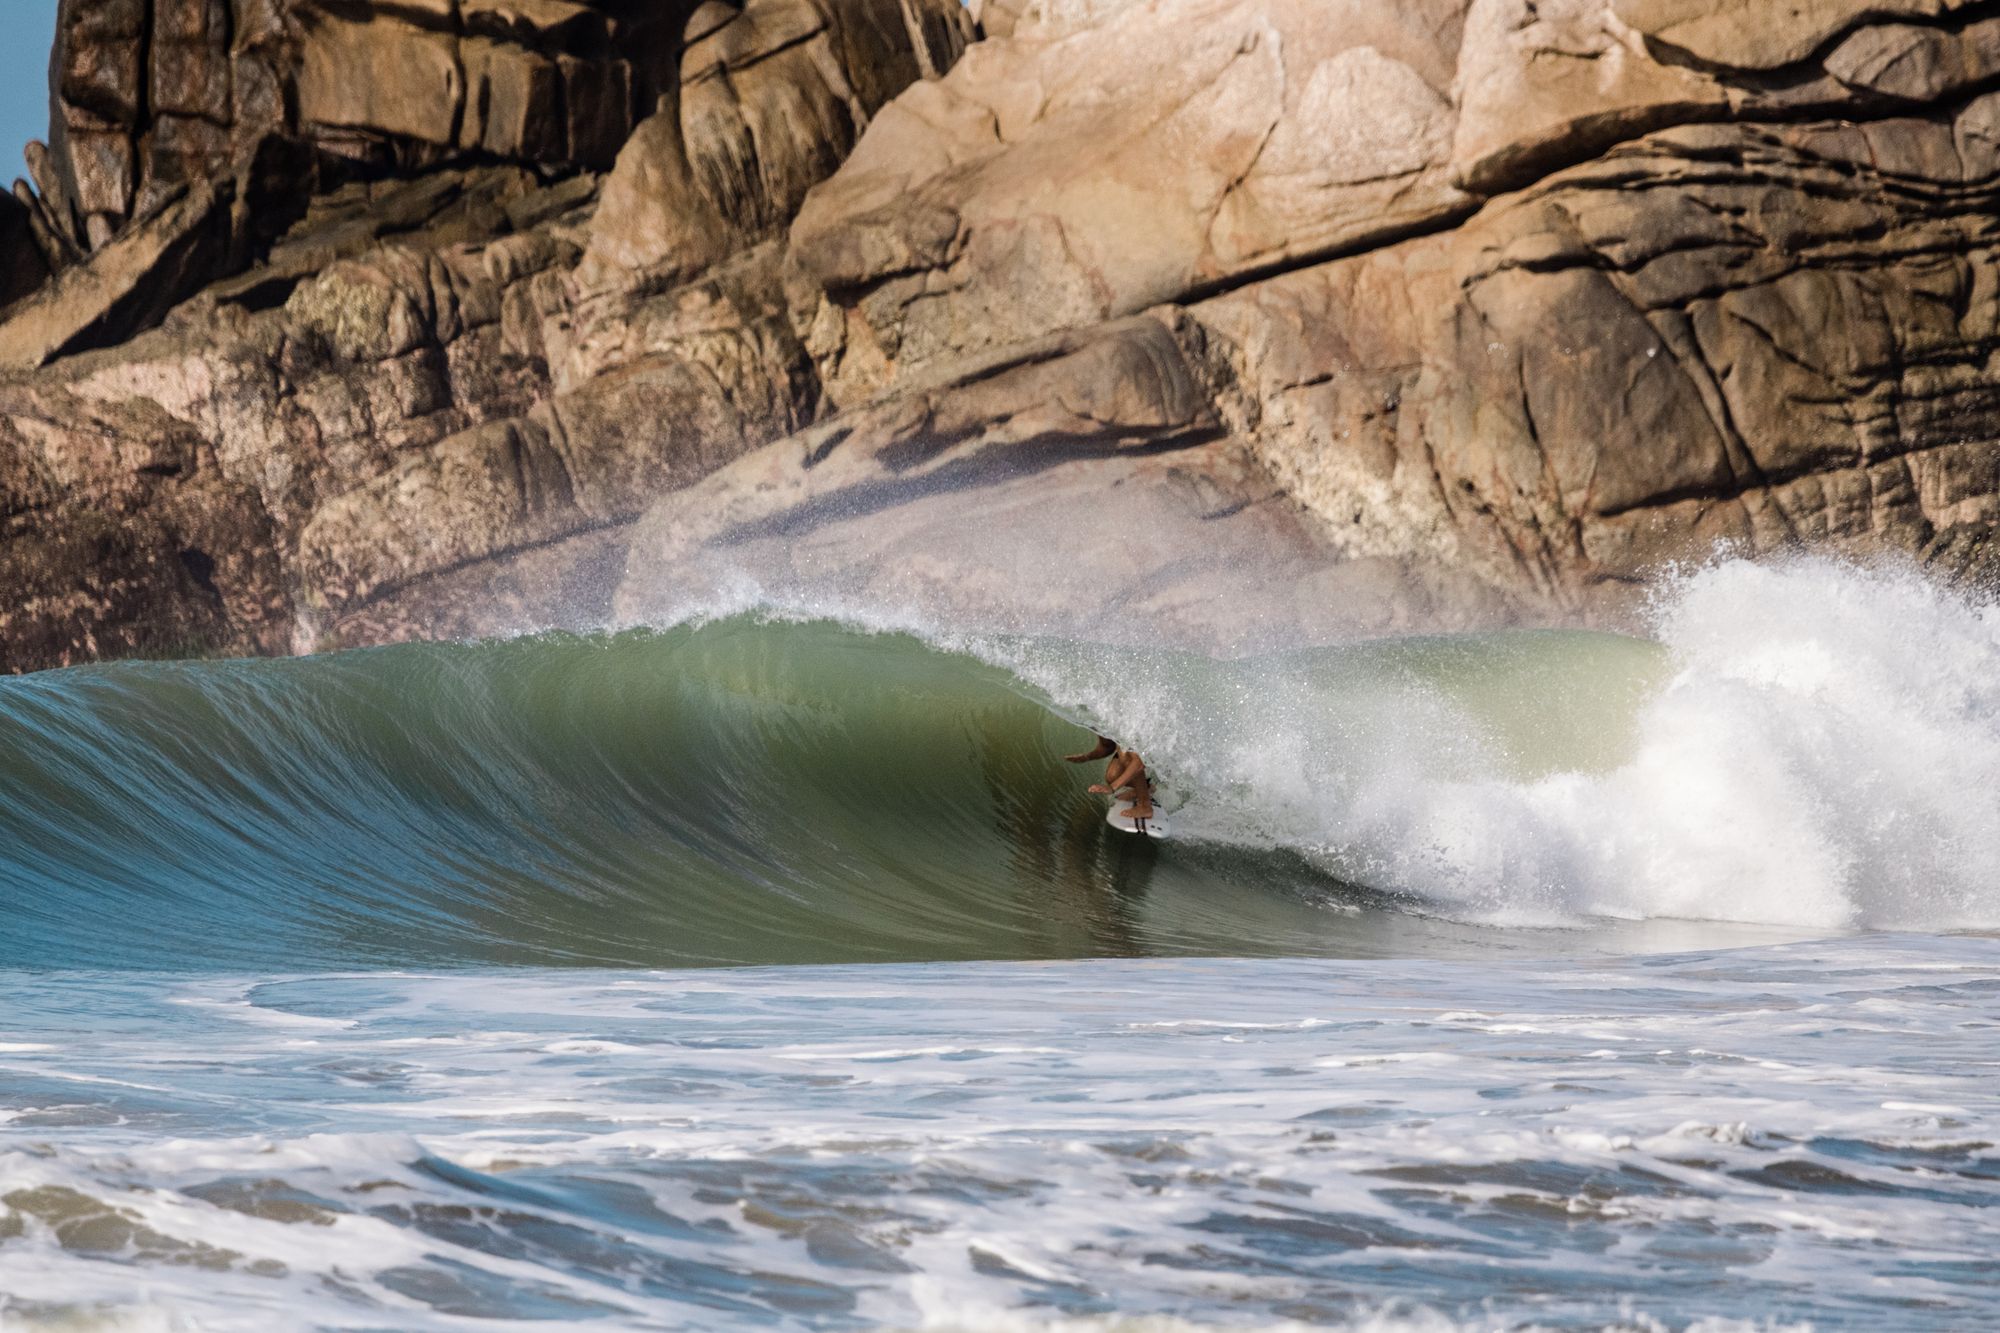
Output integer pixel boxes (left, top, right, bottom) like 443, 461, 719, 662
0, 937, 1994, 1330
1382, 560, 2000, 929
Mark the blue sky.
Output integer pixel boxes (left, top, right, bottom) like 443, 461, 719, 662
3, 2, 57, 182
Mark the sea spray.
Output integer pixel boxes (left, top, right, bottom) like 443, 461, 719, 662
1310, 558, 2000, 929
762, 554, 2000, 931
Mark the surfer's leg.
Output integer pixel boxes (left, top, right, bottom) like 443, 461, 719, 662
1104, 752, 1154, 818
1121, 774, 1155, 819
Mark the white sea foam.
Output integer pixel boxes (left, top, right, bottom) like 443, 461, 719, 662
900, 1298, 1812, 1333
1, 940, 1996, 1328
899, 1291, 1482, 1331
960, 556, 2000, 930
4, 941, 1990, 1329
1383, 558, 2000, 928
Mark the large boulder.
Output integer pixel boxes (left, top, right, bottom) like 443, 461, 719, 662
0, 180, 236, 372
787, 0, 1485, 404
0, 0, 977, 668
33, 0, 684, 259
577, 0, 972, 289
642, 0, 2000, 631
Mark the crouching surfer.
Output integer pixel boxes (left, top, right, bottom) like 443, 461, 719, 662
1065, 734, 1155, 820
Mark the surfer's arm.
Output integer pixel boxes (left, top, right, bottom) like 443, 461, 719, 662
1064, 736, 1116, 763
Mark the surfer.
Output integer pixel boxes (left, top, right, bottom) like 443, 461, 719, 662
1065, 734, 1155, 820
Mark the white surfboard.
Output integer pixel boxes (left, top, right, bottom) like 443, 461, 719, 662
1106, 802, 1169, 839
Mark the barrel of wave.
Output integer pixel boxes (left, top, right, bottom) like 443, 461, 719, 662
0, 619, 1382, 970
9, 556, 1977, 967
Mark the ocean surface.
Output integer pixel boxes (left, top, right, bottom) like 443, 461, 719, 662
1, 558, 1996, 1330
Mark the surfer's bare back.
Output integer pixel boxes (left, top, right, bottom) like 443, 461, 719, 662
1065, 734, 1155, 819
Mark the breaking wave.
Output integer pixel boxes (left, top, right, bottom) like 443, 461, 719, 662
2, 557, 1994, 970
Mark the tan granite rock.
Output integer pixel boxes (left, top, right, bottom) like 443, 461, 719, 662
794, 0, 1897, 407
0, 181, 235, 373
1180, 96, 2000, 619
1822, 16, 2000, 101
578, 0, 973, 290
1610, 0, 1982, 69
34, 0, 667, 268
1449, 0, 1726, 194
0, 2, 970, 668
14, 0, 2000, 669
788, 0, 1490, 405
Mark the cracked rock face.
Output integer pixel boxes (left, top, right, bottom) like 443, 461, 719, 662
36, 0, 672, 260
6, 0, 2000, 669
730, 0, 2000, 633
0, 0, 973, 667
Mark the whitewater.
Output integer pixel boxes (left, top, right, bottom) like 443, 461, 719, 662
1, 557, 1997, 1329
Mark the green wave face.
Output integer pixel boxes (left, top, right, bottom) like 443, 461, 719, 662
0, 617, 1677, 971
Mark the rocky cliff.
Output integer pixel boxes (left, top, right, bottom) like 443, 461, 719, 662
5, 0, 2000, 667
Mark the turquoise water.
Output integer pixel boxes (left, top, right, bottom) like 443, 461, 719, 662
0, 615, 1691, 972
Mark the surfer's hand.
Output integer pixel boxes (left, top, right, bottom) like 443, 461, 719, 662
1088, 783, 1111, 794
1063, 751, 1098, 763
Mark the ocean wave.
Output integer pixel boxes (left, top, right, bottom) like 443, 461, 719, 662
0, 558, 1993, 970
